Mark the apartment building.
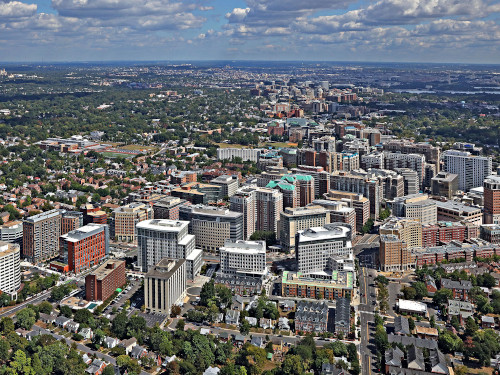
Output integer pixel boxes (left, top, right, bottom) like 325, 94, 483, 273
23, 209, 61, 263
144, 258, 186, 315
211, 175, 239, 198
379, 235, 415, 272
0, 242, 20, 298
279, 206, 330, 252
61, 211, 83, 235
323, 191, 370, 232
0, 221, 23, 251
59, 224, 109, 273
230, 187, 257, 240
484, 175, 500, 224
85, 259, 126, 302
384, 152, 425, 188
152, 196, 185, 220
255, 188, 283, 233
391, 194, 437, 225
379, 218, 423, 249
431, 172, 459, 199
111, 203, 153, 243
216, 148, 263, 163
442, 150, 492, 192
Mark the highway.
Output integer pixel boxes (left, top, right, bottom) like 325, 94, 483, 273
359, 266, 377, 375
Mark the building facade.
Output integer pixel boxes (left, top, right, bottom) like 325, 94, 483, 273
85, 259, 126, 302
0, 242, 20, 298
443, 150, 492, 192
219, 240, 266, 277
111, 203, 153, 243
484, 175, 500, 224
23, 209, 61, 263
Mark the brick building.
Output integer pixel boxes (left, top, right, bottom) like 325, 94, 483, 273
85, 259, 126, 301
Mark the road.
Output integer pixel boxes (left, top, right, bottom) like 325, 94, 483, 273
359, 266, 377, 375
0, 290, 52, 319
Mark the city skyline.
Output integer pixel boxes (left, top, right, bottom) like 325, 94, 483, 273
0, 0, 499, 63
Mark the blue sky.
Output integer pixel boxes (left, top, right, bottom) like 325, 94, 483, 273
0, 0, 499, 63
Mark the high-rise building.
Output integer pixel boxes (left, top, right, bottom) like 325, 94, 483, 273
216, 148, 263, 163
442, 150, 492, 192
23, 209, 61, 263
85, 259, 126, 302
230, 187, 257, 240
323, 191, 370, 231
484, 175, 500, 224
59, 224, 109, 273
179, 205, 243, 252
379, 235, 415, 272
211, 175, 239, 198
431, 172, 459, 199
111, 203, 153, 243
152, 196, 185, 220
219, 240, 267, 277
0, 221, 23, 251
394, 168, 419, 195
295, 224, 352, 275
256, 188, 283, 233
391, 194, 437, 225
379, 218, 422, 249
144, 258, 186, 315
0, 242, 20, 298
279, 206, 330, 252
136, 219, 202, 279
384, 152, 425, 189
382, 140, 440, 169
61, 211, 83, 235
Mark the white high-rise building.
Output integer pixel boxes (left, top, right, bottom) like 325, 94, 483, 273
295, 224, 353, 275
217, 148, 263, 163
0, 242, 20, 298
443, 150, 492, 192
136, 219, 202, 280
219, 240, 267, 277
230, 187, 257, 240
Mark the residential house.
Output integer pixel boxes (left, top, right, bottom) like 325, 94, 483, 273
415, 326, 438, 340
39, 313, 57, 325
218, 332, 231, 342
130, 345, 147, 360
200, 328, 211, 335
482, 316, 495, 328
295, 301, 329, 333
245, 317, 257, 326
66, 321, 80, 333
55, 316, 71, 328
103, 336, 120, 349
407, 346, 425, 371
203, 367, 220, 375
394, 316, 410, 335
322, 363, 347, 375
447, 299, 474, 325
80, 327, 93, 340
82, 353, 92, 365
251, 336, 264, 348
280, 300, 296, 312
335, 298, 351, 336
260, 318, 272, 329
425, 275, 437, 294
234, 334, 246, 346
385, 347, 404, 373
278, 317, 290, 330
225, 310, 240, 325
119, 337, 137, 355
441, 278, 472, 301
232, 295, 244, 311
85, 359, 106, 375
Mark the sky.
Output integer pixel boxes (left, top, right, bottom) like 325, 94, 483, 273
0, 0, 499, 63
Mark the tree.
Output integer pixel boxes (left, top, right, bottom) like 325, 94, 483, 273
280, 354, 305, 375
200, 279, 216, 306
38, 301, 53, 314
402, 287, 417, 300
171, 305, 181, 317
6, 349, 36, 375
465, 317, 478, 337
0, 340, 10, 363
176, 319, 185, 331
430, 315, 436, 328
111, 312, 128, 339
0, 317, 15, 335
73, 309, 93, 324
16, 308, 36, 330
413, 282, 428, 299
408, 317, 416, 331
60, 305, 73, 318
102, 366, 115, 375
240, 319, 251, 335
433, 288, 453, 307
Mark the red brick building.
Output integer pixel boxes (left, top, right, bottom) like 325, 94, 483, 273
60, 224, 109, 273
421, 222, 477, 247
85, 259, 126, 301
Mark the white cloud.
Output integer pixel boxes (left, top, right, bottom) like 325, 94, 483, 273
0, 1, 36, 19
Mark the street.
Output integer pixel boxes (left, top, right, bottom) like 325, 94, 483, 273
358, 266, 377, 375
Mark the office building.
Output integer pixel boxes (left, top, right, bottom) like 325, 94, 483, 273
281, 270, 353, 300
211, 175, 239, 198
341, 152, 360, 171
391, 194, 437, 225
60, 224, 109, 273
480, 224, 500, 244
171, 182, 222, 204
85, 259, 126, 302
256, 188, 283, 233
152, 196, 185, 220
292, 165, 331, 198
361, 169, 404, 199
484, 175, 500, 224
279, 206, 330, 252
361, 152, 384, 170
266, 179, 298, 208
330, 171, 381, 218
432, 172, 459, 199
384, 152, 425, 188
136, 219, 202, 279
395, 168, 419, 195
379, 235, 415, 272
219, 240, 267, 277
179, 205, 243, 252
23, 209, 61, 263
435, 200, 482, 226
323, 191, 370, 232
144, 258, 186, 315
217, 148, 263, 163
383, 140, 441, 168
0, 221, 23, 251
295, 224, 352, 275
61, 211, 83, 235
111, 203, 153, 243
0, 242, 20, 298
230, 187, 257, 240
442, 150, 492, 192
380, 218, 423, 249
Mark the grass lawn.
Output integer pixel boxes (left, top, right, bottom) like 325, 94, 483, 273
121, 144, 157, 152
100, 152, 135, 159
214, 143, 250, 149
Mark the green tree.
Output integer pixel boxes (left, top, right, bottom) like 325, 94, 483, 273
38, 301, 53, 314
6, 350, 36, 375
433, 288, 452, 307
200, 279, 216, 306
280, 354, 305, 375
0, 317, 15, 335
0, 340, 11, 363
413, 282, 428, 299
240, 319, 250, 335
60, 305, 73, 318
408, 317, 416, 331
16, 308, 36, 330
111, 312, 128, 339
